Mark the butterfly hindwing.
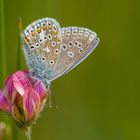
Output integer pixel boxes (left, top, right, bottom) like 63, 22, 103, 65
23, 17, 61, 84
52, 27, 99, 80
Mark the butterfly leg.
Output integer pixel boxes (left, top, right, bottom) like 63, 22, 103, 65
47, 85, 58, 109
46, 85, 52, 108
49, 89, 52, 108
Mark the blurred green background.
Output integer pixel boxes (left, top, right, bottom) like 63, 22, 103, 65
0, 0, 140, 140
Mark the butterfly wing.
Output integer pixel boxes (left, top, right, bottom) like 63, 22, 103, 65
51, 27, 99, 80
23, 17, 61, 85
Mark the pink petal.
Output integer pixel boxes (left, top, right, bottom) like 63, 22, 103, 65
3, 75, 16, 105
34, 80, 48, 100
23, 87, 40, 121
0, 91, 10, 112
12, 70, 32, 96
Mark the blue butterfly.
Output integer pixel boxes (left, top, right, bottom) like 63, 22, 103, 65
23, 17, 99, 88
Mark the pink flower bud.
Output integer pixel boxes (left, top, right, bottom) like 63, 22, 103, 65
0, 70, 49, 129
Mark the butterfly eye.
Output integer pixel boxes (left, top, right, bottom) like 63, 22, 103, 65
49, 60, 54, 65
62, 44, 67, 50
67, 51, 74, 58
68, 41, 73, 47
51, 41, 56, 47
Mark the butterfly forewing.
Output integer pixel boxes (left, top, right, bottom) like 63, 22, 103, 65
23, 18, 61, 83
52, 27, 99, 80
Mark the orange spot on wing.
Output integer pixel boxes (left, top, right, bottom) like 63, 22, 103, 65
31, 32, 36, 37
24, 36, 30, 43
42, 26, 46, 30
52, 30, 58, 35
36, 28, 41, 33
47, 25, 52, 30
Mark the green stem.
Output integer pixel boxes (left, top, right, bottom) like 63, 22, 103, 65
17, 17, 23, 70
25, 127, 31, 140
0, 0, 7, 83
12, 125, 18, 140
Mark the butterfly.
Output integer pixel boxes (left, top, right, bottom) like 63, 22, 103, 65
23, 17, 99, 88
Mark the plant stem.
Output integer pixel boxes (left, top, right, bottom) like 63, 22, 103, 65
0, 0, 7, 83
25, 127, 31, 140
17, 17, 23, 70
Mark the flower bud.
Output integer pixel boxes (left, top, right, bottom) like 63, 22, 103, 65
0, 70, 49, 130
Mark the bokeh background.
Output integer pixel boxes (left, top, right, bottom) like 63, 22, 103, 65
0, 0, 140, 140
